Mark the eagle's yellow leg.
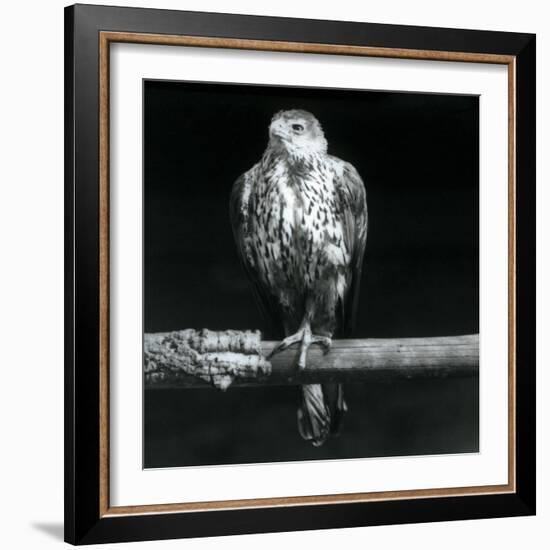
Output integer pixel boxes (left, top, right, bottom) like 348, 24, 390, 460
268, 321, 332, 370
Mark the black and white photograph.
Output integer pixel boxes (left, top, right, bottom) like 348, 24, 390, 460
143, 80, 479, 468
0, 0, 544, 546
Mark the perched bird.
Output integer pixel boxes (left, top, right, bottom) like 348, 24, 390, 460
230, 109, 368, 446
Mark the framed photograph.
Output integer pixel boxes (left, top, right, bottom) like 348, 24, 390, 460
64, 4, 536, 545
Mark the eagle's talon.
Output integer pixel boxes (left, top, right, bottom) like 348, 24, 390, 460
267, 332, 303, 359
312, 335, 332, 354
270, 328, 332, 369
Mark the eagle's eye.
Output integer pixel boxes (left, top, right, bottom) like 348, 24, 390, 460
291, 123, 305, 132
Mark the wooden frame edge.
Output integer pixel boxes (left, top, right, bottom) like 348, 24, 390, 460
508, 57, 517, 494
101, 31, 515, 64
103, 484, 515, 517
99, 31, 110, 518
98, 31, 517, 518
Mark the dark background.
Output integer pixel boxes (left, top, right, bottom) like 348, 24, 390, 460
143, 80, 479, 468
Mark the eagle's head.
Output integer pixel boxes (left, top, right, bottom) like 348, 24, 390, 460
268, 109, 328, 157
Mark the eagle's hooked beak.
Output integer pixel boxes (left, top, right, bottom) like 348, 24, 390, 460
269, 119, 288, 141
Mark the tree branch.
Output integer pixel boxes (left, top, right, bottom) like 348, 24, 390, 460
144, 329, 478, 390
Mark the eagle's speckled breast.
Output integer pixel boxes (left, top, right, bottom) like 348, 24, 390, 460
249, 151, 351, 331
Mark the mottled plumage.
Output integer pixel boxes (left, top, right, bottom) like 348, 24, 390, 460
230, 109, 367, 445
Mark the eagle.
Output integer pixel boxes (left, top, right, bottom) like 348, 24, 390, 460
230, 109, 368, 446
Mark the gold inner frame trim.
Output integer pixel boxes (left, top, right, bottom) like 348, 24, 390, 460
98, 31, 516, 517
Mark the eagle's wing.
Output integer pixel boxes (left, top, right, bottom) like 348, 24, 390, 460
229, 166, 284, 335
329, 156, 368, 335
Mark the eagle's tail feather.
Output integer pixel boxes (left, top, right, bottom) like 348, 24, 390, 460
297, 383, 347, 446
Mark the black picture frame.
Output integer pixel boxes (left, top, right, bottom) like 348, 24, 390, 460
65, 3, 536, 545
